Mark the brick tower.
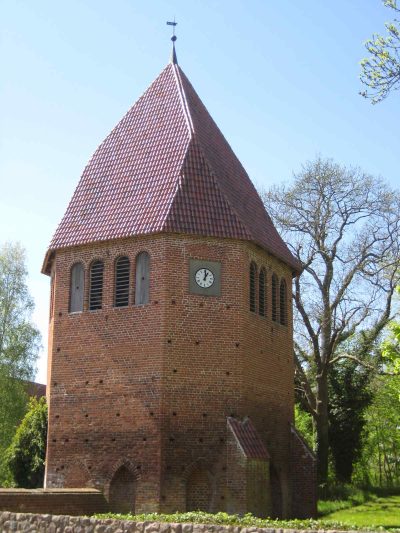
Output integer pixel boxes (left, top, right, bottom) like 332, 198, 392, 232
42, 43, 316, 518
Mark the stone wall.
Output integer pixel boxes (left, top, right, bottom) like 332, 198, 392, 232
0, 512, 356, 533
0, 489, 108, 516
0, 512, 354, 533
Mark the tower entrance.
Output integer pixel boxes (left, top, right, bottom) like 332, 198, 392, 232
109, 465, 136, 514
186, 468, 212, 512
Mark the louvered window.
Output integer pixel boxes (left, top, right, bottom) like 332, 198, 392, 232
259, 268, 266, 317
135, 252, 150, 305
249, 262, 257, 312
280, 279, 288, 326
69, 263, 84, 313
115, 256, 130, 307
49, 272, 55, 320
272, 273, 278, 322
89, 260, 104, 311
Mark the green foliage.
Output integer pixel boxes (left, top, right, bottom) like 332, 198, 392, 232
353, 375, 400, 487
318, 484, 372, 516
6, 397, 48, 488
381, 288, 400, 375
0, 242, 41, 484
95, 508, 396, 531
323, 494, 400, 529
294, 403, 315, 450
328, 357, 373, 483
360, 0, 400, 103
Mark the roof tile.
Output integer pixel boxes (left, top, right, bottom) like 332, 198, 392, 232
228, 417, 270, 460
44, 62, 299, 273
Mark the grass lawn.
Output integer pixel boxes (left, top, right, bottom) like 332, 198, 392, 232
322, 495, 400, 530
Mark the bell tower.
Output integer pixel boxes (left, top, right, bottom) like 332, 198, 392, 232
42, 39, 316, 518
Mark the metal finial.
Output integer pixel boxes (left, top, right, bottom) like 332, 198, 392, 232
166, 18, 178, 64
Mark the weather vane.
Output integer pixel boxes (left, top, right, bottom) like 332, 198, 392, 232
166, 18, 177, 41
166, 18, 178, 64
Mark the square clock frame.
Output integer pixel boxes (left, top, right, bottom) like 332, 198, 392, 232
189, 259, 221, 297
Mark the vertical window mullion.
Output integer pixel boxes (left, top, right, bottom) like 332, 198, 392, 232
280, 279, 287, 325
272, 273, 278, 322
250, 262, 257, 312
115, 256, 130, 307
89, 260, 104, 311
259, 268, 266, 316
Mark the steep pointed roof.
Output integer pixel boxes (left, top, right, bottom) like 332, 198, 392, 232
43, 62, 300, 274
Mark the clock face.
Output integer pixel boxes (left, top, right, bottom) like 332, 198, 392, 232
195, 268, 214, 288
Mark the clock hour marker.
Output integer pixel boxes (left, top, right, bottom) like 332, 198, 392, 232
195, 268, 214, 288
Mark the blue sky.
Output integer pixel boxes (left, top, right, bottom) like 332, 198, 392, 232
1, 0, 399, 383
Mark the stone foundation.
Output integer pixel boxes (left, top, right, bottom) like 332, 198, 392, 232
0, 512, 358, 533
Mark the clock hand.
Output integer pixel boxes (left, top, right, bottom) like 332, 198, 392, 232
203, 270, 208, 281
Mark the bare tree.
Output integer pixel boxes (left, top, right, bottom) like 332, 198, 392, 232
263, 157, 400, 484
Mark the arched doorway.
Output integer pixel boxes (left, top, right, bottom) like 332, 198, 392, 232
109, 465, 136, 513
269, 464, 282, 518
186, 468, 212, 511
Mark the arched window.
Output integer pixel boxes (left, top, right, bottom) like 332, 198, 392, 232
279, 278, 288, 326
249, 262, 257, 312
114, 256, 130, 307
271, 273, 278, 322
135, 252, 150, 305
259, 268, 266, 317
69, 262, 84, 313
89, 260, 104, 311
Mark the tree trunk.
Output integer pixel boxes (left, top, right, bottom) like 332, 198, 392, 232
315, 370, 329, 485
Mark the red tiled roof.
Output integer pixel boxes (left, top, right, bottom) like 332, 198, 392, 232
25, 381, 46, 399
227, 417, 270, 460
43, 62, 300, 273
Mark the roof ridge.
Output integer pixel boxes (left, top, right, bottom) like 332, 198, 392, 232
172, 64, 194, 136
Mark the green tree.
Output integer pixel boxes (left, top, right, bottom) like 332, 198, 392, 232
263, 157, 400, 484
294, 403, 315, 451
360, 1, 400, 104
381, 288, 400, 375
0, 242, 41, 483
328, 356, 373, 483
6, 397, 48, 488
354, 375, 400, 487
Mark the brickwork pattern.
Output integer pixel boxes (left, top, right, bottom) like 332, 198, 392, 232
290, 427, 318, 518
45, 232, 314, 517
0, 489, 107, 516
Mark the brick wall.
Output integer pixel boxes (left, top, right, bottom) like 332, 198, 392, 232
290, 426, 318, 518
0, 489, 107, 516
45, 232, 315, 517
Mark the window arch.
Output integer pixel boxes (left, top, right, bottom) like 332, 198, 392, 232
279, 278, 288, 326
69, 262, 84, 313
249, 261, 257, 312
259, 268, 266, 317
89, 260, 104, 311
135, 252, 150, 305
271, 273, 278, 322
114, 256, 130, 307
